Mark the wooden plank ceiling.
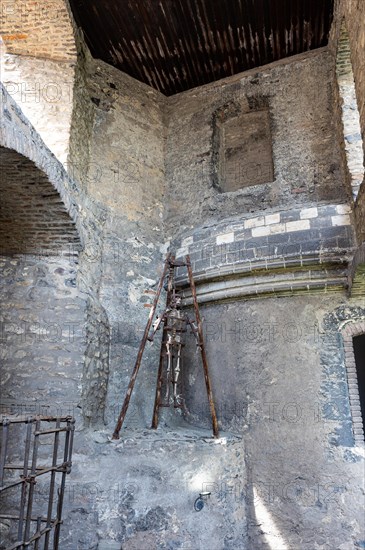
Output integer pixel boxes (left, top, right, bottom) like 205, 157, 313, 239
69, 0, 334, 96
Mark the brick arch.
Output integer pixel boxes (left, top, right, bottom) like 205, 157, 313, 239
0, 83, 83, 243
1, 84, 112, 428
341, 320, 365, 445
0, 146, 81, 256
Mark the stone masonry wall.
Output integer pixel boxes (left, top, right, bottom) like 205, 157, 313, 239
0, 254, 86, 425
1, 10, 365, 547
67, 39, 95, 190
0, 82, 111, 430
164, 49, 349, 240
0, 146, 80, 255
0, 46, 76, 166
66, 53, 168, 429
0, 131, 86, 428
0, 0, 77, 165
181, 295, 365, 549
329, 0, 365, 243
336, 22, 365, 200
173, 203, 355, 302
0, 0, 77, 61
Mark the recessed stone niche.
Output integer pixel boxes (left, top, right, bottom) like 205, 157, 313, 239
217, 109, 274, 192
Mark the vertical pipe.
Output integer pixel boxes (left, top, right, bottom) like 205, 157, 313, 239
34, 516, 42, 550
44, 418, 60, 549
186, 256, 219, 438
113, 254, 171, 439
53, 422, 71, 550
17, 420, 32, 543
0, 419, 9, 488
151, 260, 175, 428
24, 419, 41, 549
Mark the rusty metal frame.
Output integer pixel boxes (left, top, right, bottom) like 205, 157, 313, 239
186, 256, 219, 437
112, 254, 219, 439
0, 415, 74, 550
112, 253, 172, 439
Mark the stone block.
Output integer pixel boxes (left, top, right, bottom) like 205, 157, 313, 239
300, 207, 318, 219
286, 219, 311, 232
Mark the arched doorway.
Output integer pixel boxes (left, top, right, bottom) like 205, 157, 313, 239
0, 146, 86, 421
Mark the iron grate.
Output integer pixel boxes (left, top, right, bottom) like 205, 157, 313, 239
0, 415, 74, 550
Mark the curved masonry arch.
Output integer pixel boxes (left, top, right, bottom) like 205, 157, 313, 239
318, 304, 365, 448
336, 18, 365, 201
0, 83, 111, 427
0, 144, 87, 424
0, 83, 83, 241
341, 320, 365, 445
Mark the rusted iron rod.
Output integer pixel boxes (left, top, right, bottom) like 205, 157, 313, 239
24, 420, 40, 549
151, 258, 175, 429
0, 419, 9, 487
113, 253, 171, 439
0, 416, 73, 549
0, 416, 73, 425
17, 420, 32, 542
186, 256, 219, 438
44, 418, 60, 548
53, 419, 73, 549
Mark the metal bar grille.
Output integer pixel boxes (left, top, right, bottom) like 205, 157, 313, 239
0, 415, 74, 550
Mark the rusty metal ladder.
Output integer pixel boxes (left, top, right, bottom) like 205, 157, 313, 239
112, 253, 219, 439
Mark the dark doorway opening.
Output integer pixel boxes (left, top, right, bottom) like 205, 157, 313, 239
353, 334, 365, 437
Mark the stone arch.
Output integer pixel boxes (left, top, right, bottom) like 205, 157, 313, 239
0, 83, 83, 240
0, 145, 81, 256
341, 320, 365, 445
0, 84, 111, 428
336, 18, 365, 200
0, 145, 87, 424
319, 304, 365, 447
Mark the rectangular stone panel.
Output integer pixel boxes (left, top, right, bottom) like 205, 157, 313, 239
219, 110, 274, 191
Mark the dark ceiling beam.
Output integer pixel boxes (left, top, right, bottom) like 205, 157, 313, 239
69, 0, 334, 96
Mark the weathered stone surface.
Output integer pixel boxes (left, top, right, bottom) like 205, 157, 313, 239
164, 50, 348, 238
0, 254, 86, 425
0, 0, 77, 61
329, 0, 365, 244
0, 49, 76, 166
1, 2, 365, 548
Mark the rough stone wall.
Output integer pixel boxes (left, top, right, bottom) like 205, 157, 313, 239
329, 0, 365, 243
67, 54, 168, 428
0, 50, 75, 165
1, 16, 365, 549
336, 22, 365, 200
0, 255, 86, 424
67, 39, 95, 189
0, 146, 80, 255
81, 58, 166, 223
0, 0, 77, 60
0, 83, 111, 429
329, 0, 365, 145
164, 49, 349, 239
0, 137, 86, 427
0, 0, 77, 165
181, 295, 365, 549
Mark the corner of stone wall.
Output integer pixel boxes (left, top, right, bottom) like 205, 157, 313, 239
67, 33, 95, 189
82, 296, 110, 427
